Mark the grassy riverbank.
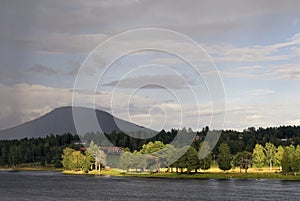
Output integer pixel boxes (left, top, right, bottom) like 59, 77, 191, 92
3, 165, 300, 180
62, 167, 300, 180
0, 165, 63, 172
128, 172, 300, 180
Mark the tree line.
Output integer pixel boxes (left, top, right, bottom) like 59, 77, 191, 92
82, 125, 300, 154
0, 133, 80, 167
1, 125, 300, 170
118, 141, 214, 173
252, 143, 300, 175
116, 141, 230, 174
116, 141, 300, 175
59, 138, 300, 176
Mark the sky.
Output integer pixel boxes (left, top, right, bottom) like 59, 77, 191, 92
0, 0, 300, 132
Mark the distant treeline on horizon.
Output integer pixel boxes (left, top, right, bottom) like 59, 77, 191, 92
0, 125, 300, 167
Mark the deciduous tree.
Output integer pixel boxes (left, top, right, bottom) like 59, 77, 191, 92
264, 142, 276, 170
274, 145, 284, 171
233, 151, 252, 173
61, 147, 75, 170
252, 144, 266, 169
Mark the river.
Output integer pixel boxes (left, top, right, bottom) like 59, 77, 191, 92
0, 171, 299, 201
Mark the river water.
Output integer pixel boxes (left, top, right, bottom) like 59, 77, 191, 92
0, 171, 299, 201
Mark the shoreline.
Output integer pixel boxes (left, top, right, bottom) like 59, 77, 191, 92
2, 166, 300, 181
0, 166, 63, 172
62, 169, 300, 181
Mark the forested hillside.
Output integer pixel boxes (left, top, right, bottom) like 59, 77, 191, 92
1, 126, 300, 168
0, 133, 80, 167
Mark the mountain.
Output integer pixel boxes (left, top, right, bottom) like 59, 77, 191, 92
0, 106, 154, 140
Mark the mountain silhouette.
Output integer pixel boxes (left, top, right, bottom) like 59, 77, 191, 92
0, 106, 154, 140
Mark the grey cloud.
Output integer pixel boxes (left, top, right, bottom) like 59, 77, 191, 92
276, 66, 300, 80
1, 0, 300, 130
103, 74, 197, 89
0, 109, 25, 130
67, 61, 81, 76
2, 0, 300, 54
0, 83, 72, 129
29, 64, 58, 75
22, 33, 107, 54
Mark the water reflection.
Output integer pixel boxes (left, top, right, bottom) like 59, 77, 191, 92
0, 171, 299, 201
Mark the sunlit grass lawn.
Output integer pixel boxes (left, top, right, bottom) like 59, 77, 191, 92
86, 166, 300, 180
60, 162, 300, 180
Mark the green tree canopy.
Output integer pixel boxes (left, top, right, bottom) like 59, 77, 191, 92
186, 146, 200, 173
264, 142, 276, 170
119, 152, 134, 172
61, 147, 75, 170
274, 145, 284, 168
217, 143, 232, 172
71, 151, 85, 171
281, 145, 294, 174
140, 141, 165, 154
233, 151, 252, 173
252, 144, 266, 169
199, 142, 212, 172
290, 145, 300, 175
87, 141, 106, 171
